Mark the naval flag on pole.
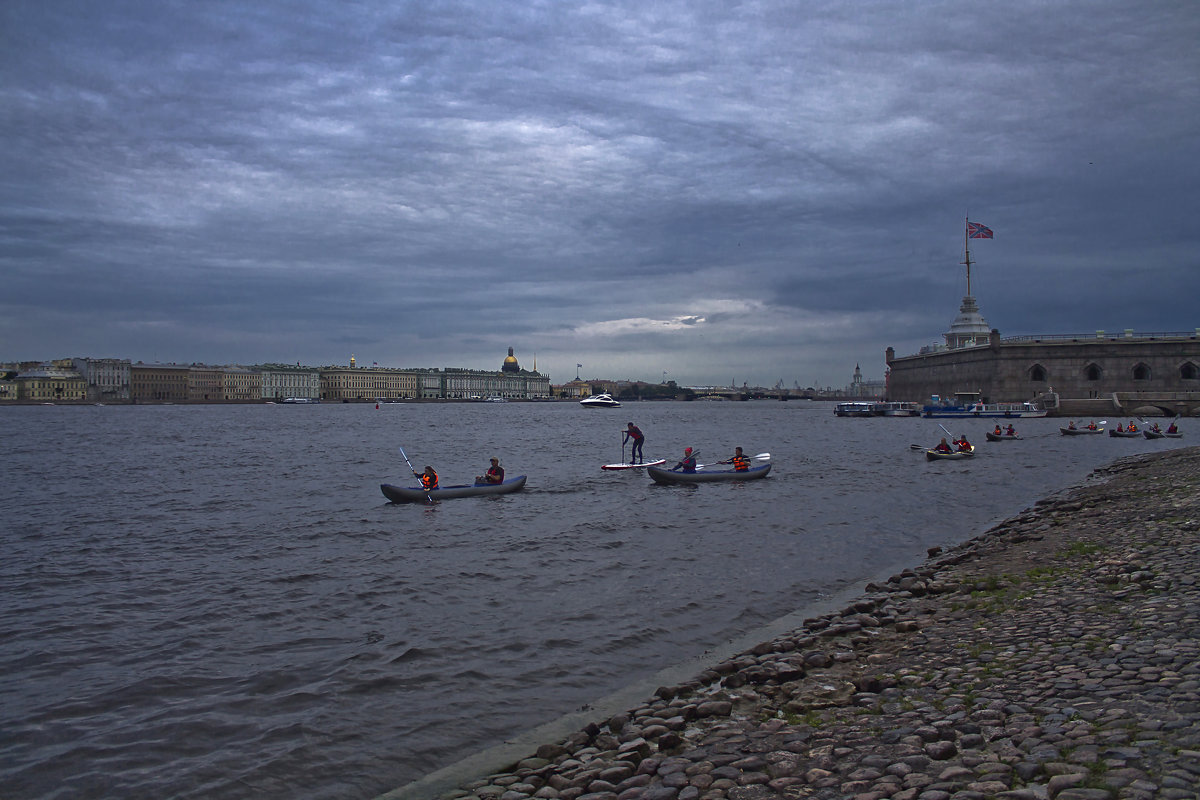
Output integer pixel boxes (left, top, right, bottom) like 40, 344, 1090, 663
967, 221, 994, 239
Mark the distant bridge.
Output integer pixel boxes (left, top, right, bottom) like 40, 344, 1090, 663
1112, 392, 1200, 417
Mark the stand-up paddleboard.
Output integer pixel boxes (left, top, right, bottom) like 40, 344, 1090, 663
601, 459, 667, 471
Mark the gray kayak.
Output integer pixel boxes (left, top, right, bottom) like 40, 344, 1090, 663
647, 463, 771, 485
380, 475, 527, 503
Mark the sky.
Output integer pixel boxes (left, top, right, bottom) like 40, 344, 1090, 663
2, 1, 1197, 389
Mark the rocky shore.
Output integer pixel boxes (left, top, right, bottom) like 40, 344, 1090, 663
394, 446, 1200, 800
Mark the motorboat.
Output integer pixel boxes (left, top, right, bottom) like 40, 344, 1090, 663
579, 393, 621, 408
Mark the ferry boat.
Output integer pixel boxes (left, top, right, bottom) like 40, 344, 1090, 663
921, 393, 1047, 419
834, 402, 875, 417
875, 401, 921, 417
281, 397, 320, 404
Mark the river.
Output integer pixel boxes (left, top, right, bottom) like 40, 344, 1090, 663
0, 401, 1183, 798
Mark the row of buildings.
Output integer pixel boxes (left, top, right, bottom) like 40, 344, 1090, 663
0, 349, 553, 404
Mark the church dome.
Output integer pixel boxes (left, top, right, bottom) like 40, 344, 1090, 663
501, 347, 520, 373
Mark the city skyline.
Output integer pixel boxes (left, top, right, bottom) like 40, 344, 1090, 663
2, 2, 1197, 388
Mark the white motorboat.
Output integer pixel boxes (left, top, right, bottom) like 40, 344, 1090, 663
579, 393, 621, 408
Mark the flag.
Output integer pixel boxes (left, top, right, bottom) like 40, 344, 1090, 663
577, 363, 583, 368
967, 221, 993, 239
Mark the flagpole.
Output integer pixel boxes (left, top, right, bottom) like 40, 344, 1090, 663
962, 216, 973, 296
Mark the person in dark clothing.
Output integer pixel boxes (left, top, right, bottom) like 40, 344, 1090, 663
673, 446, 697, 473
476, 457, 504, 484
623, 422, 645, 464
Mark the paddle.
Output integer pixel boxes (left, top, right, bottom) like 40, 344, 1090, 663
399, 446, 435, 505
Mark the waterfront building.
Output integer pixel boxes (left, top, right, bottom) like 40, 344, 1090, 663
259, 365, 321, 401
188, 365, 224, 403
131, 363, 190, 402
320, 365, 421, 402
71, 358, 132, 402
15, 364, 87, 402
222, 366, 262, 402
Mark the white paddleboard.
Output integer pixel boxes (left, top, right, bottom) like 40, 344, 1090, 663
601, 459, 667, 471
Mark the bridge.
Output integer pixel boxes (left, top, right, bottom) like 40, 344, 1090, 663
1112, 392, 1200, 417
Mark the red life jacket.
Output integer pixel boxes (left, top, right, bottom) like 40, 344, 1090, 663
731, 455, 749, 471
421, 471, 439, 490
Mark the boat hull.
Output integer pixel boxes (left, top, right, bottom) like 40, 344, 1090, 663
646, 463, 771, 484
380, 475, 527, 503
1108, 430, 1142, 438
601, 459, 667, 471
985, 432, 1022, 441
1060, 427, 1104, 435
1143, 430, 1165, 439
579, 394, 621, 408
925, 446, 975, 460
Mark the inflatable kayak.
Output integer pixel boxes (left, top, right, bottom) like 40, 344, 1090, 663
925, 446, 975, 461
1108, 429, 1141, 438
1060, 427, 1103, 435
380, 475, 527, 503
647, 463, 771, 485
985, 431, 1022, 441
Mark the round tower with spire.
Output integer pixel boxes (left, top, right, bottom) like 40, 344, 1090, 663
501, 347, 520, 373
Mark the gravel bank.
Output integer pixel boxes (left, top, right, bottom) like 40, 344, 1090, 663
388, 446, 1200, 800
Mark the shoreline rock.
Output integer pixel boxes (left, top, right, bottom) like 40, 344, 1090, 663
396, 446, 1200, 800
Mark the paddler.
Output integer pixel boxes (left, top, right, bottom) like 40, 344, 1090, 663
672, 447, 698, 473
415, 465, 439, 490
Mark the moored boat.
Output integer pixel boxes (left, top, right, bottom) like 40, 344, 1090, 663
579, 393, 621, 408
834, 402, 875, 417
647, 463, 771, 484
380, 475, 527, 503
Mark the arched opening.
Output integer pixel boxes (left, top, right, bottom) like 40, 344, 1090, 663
1132, 363, 1151, 381
1182, 362, 1199, 381
1029, 364, 1048, 382
1084, 363, 1102, 381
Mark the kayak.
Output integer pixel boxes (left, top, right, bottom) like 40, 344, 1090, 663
925, 446, 975, 461
1108, 429, 1141, 438
985, 431, 1022, 441
601, 459, 667, 471
1060, 427, 1103, 435
1165, 432, 1184, 438
1143, 430, 1165, 440
647, 463, 771, 485
380, 475, 527, 503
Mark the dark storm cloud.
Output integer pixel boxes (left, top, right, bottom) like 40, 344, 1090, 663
1, 0, 1196, 387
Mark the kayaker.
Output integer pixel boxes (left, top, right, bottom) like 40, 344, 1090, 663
476, 457, 504, 485
934, 438, 953, 454
1087, 420, 1098, 430
955, 436, 972, 452
720, 447, 750, 472
1168, 421, 1178, 434
673, 447, 698, 473
1005, 424, 1017, 436
1128, 420, 1138, 432
1068, 420, 1077, 429
623, 422, 645, 464
415, 465, 439, 490
993, 425, 1003, 436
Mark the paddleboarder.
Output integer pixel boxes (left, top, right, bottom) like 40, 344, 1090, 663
623, 422, 645, 464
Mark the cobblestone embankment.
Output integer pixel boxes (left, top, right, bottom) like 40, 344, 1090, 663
403, 446, 1200, 800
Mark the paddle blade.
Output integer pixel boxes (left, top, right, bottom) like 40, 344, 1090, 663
753, 452, 771, 460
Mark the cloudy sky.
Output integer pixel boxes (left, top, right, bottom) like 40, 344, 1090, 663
2, 1, 1197, 388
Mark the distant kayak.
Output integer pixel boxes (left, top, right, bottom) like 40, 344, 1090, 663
925, 446, 975, 461
985, 431, 1022, 441
380, 475, 527, 503
601, 459, 667, 471
1060, 427, 1103, 435
647, 463, 771, 485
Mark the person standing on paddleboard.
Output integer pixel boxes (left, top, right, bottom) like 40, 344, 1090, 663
623, 422, 645, 464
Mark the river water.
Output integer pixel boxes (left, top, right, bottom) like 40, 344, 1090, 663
0, 401, 1185, 798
